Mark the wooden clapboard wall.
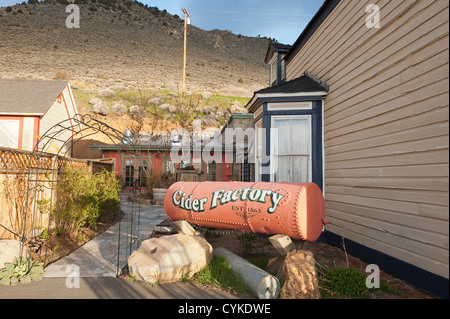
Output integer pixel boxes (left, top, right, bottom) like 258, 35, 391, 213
286, 0, 449, 278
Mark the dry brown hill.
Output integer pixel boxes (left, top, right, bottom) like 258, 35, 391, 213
0, 0, 271, 96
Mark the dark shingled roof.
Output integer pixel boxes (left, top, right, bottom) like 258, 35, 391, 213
255, 74, 328, 94
0, 79, 68, 115
264, 42, 292, 63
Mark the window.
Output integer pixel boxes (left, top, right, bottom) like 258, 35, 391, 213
240, 159, 254, 182
207, 161, 216, 181
124, 158, 149, 188
271, 116, 311, 183
0, 119, 20, 149
138, 159, 148, 187
165, 159, 175, 174
124, 159, 135, 187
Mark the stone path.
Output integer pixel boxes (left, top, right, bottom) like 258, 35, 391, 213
44, 199, 168, 278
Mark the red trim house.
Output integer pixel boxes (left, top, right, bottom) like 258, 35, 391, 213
0, 79, 79, 154
90, 113, 255, 186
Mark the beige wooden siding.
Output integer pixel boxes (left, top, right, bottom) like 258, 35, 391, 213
39, 87, 73, 155
21, 117, 37, 151
287, 0, 449, 278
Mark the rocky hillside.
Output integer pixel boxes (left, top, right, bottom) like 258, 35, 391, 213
0, 0, 271, 96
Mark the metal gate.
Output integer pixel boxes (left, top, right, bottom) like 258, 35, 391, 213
22, 114, 143, 276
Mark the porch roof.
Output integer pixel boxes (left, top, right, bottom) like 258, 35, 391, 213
255, 74, 328, 95
246, 74, 328, 113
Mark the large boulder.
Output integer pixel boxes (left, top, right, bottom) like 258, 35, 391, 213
280, 249, 320, 299
0, 240, 22, 269
128, 234, 212, 284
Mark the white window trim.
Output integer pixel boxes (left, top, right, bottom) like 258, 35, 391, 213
254, 118, 263, 182
0, 119, 20, 149
267, 101, 312, 111
270, 115, 312, 183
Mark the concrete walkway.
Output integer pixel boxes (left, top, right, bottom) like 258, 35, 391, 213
0, 198, 245, 299
44, 200, 168, 278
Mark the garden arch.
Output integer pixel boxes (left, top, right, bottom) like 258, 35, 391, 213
22, 114, 145, 276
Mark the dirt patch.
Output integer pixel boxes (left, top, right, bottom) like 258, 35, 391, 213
202, 230, 436, 299
31, 209, 124, 267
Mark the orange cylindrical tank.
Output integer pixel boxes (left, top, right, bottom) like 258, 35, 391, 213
164, 181, 328, 242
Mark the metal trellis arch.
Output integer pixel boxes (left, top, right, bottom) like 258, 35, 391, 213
22, 113, 144, 276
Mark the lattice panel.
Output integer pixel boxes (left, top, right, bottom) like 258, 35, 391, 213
0, 148, 111, 173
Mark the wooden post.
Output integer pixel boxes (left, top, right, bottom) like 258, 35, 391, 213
182, 8, 190, 95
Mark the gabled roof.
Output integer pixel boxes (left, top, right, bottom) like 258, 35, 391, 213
255, 74, 328, 95
264, 42, 292, 64
0, 79, 68, 115
246, 74, 328, 113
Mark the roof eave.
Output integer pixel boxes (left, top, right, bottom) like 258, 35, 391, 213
284, 0, 341, 64
0, 112, 44, 116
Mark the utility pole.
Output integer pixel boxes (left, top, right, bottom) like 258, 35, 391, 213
182, 8, 190, 95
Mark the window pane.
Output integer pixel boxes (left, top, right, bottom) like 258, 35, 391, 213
291, 156, 309, 183
273, 119, 290, 155
274, 156, 290, 182
291, 118, 310, 155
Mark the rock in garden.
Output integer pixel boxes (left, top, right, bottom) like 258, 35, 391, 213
128, 234, 212, 284
280, 249, 320, 299
0, 239, 23, 269
171, 220, 200, 236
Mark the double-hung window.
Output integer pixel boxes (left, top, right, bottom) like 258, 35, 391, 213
271, 115, 312, 183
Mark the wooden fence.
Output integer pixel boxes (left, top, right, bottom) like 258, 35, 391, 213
0, 146, 114, 240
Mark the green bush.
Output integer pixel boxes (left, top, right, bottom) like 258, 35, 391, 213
324, 268, 368, 298
55, 167, 121, 238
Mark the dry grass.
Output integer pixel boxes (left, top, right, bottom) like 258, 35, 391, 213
0, 1, 270, 96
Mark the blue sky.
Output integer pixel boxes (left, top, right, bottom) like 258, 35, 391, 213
0, 0, 325, 44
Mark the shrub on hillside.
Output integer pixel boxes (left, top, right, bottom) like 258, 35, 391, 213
54, 69, 71, 81
98, 88, 115, 98
92, 101, 110, 116
111, 103, 127, 116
